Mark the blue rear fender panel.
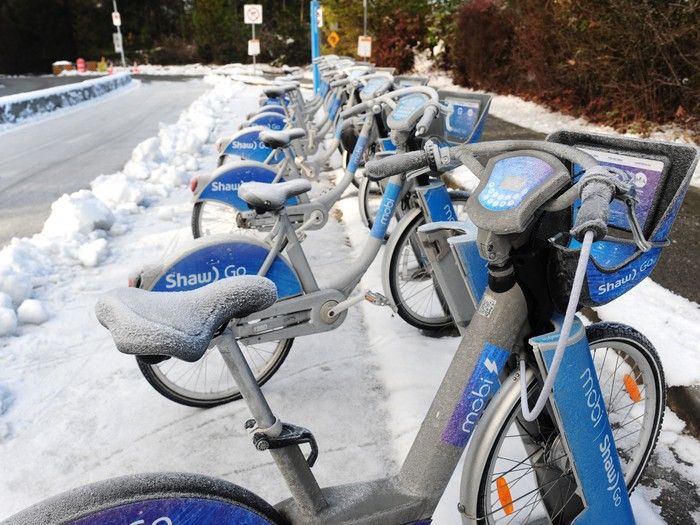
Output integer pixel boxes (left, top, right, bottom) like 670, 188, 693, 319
151, 241, 303, 299
224, 128, 283, 164
198, 164, 298, 211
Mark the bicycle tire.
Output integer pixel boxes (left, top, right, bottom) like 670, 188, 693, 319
138, 338, 294, 408
385, 193, 470, 332
4, 472, 286, 525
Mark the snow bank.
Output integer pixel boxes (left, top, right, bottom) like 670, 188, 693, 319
0, 74, 246, 338
0, 73, 132, 126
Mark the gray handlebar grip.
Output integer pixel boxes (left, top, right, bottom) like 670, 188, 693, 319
570, 179, 615, 242
340, 101, 372, 119
365, 150, 430, 181
415, 104, 439, 136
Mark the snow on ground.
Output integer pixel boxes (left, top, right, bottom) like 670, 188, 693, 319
0, 78, 394, 519
0, 76, 698, 523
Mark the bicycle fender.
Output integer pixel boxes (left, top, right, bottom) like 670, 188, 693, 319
193, 161, 299, 211
221, 126, 283, 164
141, 235, 303, 300
246, 111, 287, 131
380, 207, 422, 308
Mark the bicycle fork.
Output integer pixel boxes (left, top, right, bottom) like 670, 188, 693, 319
529, 318, 636, 524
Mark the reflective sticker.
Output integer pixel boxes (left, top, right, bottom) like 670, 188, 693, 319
441, 342, 509, 448
151, 242, 302, 299
380, 138, 396, 152
70, 497, 275, 525
370, 181, 402, 239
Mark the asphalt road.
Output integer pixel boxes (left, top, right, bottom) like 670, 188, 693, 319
0, 76, 87, 97
0, 78, 207, 246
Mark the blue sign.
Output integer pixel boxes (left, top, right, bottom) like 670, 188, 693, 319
70, 497, 275, 525
445, 100, 480, 143
224, 128, 283, 165
151, 241, 303, 299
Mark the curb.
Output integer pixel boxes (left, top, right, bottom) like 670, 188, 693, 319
668, 385, 700, 438
0, 73, 132, 125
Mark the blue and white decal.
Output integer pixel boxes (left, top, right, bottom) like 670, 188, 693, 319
586, 247, 660, 303
71, 497, 275, 525
151, 242, 303, 299
328, 95, 342, 121
198, 165, 298, 211
532, 319, 635, 524
420, 182, 456, 222
347, 135, 368, 174
224, 129, 283, 165
370, 181, 402, 240
479, 156, 555, 211
442, 342, 510, 448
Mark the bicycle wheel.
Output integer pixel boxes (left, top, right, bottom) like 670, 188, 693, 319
5, 472, 285, 524
386, 193, 470, 331
471, 323, 665, 524
138, 337, 293, 408
192, 201, 266, 241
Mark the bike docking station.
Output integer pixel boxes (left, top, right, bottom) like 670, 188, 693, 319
9, 41, 700, 522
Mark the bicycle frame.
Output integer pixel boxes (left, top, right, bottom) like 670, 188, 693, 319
218, 261, 634, 523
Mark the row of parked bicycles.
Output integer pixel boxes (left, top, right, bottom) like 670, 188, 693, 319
8, 55, 699, 524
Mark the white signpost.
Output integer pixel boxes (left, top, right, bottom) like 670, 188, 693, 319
244, 4, 263, 75
111, 1, 126, 67
112, 32, 123, 54
358, 35, 372, 58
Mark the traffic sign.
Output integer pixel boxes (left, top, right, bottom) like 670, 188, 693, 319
76, 58, 86, 73
111, 11, 121, 26
317, 6, 323, 27
244, 4, 263, 24
357, 35, 372, 58
327, 31, 340, 48
112, 33, 123, 53
248, 39, 261, 56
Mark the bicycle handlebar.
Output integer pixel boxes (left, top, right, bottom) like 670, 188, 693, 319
365, 150, 430, 181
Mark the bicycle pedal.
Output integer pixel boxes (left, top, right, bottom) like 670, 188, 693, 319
365, 291, 397, 312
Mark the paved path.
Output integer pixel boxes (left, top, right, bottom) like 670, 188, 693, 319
0, 79, 207, 246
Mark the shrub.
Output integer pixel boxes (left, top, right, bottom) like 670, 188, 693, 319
373, 11, 425, 73
450, 0, 700, 133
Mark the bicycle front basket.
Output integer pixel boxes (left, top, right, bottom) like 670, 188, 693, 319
545, 130, 699, 310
